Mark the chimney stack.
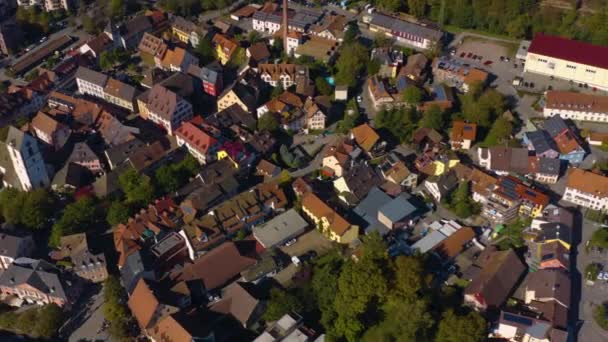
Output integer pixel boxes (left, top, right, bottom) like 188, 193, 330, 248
283, 0, 289, 54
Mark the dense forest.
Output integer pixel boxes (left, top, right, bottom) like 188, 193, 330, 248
373, 0, 608, 44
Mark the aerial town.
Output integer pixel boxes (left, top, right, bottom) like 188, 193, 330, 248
0, 0, 607, 341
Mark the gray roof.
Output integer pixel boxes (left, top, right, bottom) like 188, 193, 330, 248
120, 250, 148, 294
0, 140, 20, 190
353, 187, 392, 236
411, 230, 447, 253
370, 13, 442, 41
544, 115, 569, 138
0, 259, 67, 301
526, 130, 556, 154
378, 193, 417, 224
75, 66, 108, 87
104, 138, 145, 170
436, 171, 459, 195
0, 232, 32, 259
253, 209, 308, 248
6, 125, 26, 150
52, 162, 91, 188
538, 158, 561, 176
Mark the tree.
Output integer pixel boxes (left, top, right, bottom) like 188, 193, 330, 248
263, 288, 304, 321
377, 0, 403, 12
408, 0, 426, 17
337, 99, 361, 133
107, 201, 130, 226
82, 15, 97, 34
20, 189, 53, 230
33, 304, 64, 339
15, 308, 37, 334
229, 47, 247, 67
590, 228, 608, 249
155, 165, 182, 194
271, 84, 284, 98
119, 169, 155, 207
0, 188, 24, 225
419, 104, 444, 130
315, 76, 332, 96
483, 116, 513, 146
50, 197, 99, 246
402, 86, 423, 105
195, 37, 215, 64
247, 30, 262, 44
311, 251, 343, 331
258, 113, 279, 132
343, 22, 359, 44
103, 276, 134, 341
448, 181, 480, 219
334, 42, 369, 88
435, 310, 486, 342
109, 0, 125, 19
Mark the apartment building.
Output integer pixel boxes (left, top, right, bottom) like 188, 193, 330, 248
252, 5, 321, 34
175, 116, 221, 164
0, 126, 50, 191
75, 67, 138, 112
563, 168, 608, 211
213, 33, 239, 65
258, 63, 309, 89
30, 111, 71, 150
141, 84, 193, 135
367, 13, 443, 50
524, 33, 608, 91
432, 56, 489, 92
543, 90, 608, 122
301, 192, 359, 244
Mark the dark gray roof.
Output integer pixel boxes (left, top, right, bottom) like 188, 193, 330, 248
436, 171, 459, 195
378, 193, 417, 224
75, 66, 108, 87
207, 104, 256, 130
538, 158, 561, 176
544, 115, 569, 138
526, 130, 556, 154
370, 13, 442, 41
341, 162, 383, 204
104, 138, 145, 170
0, 232, 31, 259
226, 83, 257, 111
52, 162, 92, 188
353, 187, 392, 236
120, 251, 148, 294
0, 259, 67, 301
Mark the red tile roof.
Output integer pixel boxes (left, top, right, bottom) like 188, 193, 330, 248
175, 119, 218, 155
528, 33, 608, 70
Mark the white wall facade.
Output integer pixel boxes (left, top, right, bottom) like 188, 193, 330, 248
525, 52, 608, 91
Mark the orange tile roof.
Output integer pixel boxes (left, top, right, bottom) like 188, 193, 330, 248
553, 131, 582, 154
175, 119, 218, 155
470, 168, 498, 198
162, 47, 187, 67
149, 315, 192, 342
31, 111, 64, 137
566, 168, 608, 197
463, 68, 488, 85
451, 120, 477, 141
213, 34, 239, 57
545, 90, 608, 113
128, 279, 160, 330
432, 227, 476, 258
352, 123, 380, 152
302, 192, 351, 236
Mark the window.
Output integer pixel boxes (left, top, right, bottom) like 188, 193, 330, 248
566, 65, 577, 69
586, 69, 596, 74
538, 58, 547, 63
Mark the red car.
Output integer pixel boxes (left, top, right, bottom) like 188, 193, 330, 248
460, 52, 466, 58
483, 60, 493, 66
466, 52, 472, 58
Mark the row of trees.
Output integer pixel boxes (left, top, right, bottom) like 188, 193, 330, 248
373, 0, 608, 45
0, 304, 64, 339
264, 234, 486, 341
103, 276, 137, 340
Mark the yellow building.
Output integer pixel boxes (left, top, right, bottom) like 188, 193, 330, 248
301, 192, 359, 244
217, 84, 255, 112
212, 34, 238, 66
524, 33, 608, 91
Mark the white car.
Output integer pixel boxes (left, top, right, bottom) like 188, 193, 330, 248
357, 95, 362, 103
291, 256, 301, 267
284, 238, 297, 247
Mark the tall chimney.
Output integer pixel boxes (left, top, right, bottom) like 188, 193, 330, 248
282, 0, 289, 54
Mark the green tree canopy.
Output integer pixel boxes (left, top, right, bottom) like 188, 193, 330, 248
258, 112, 279, 132
50, 197, 99, 246
483, 116, 513, 146
195, 36, 215, 64
337, 99, 361, 133
435, 310, 486, 342
375, 106, 419, 143
334, 42, 369, 87
263, 288, 304, 321
0, 189, 54, 230
315, 76, 333, 96
420, 104, 444, 130
106, 200, 131, 226
33, 304, 64, 338
402, 86, 423, 105
119, 169, 156, 207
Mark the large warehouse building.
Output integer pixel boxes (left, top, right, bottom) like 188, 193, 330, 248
524, 33, 608, 91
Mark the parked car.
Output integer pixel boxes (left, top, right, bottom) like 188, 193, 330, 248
284, 238, 297, 247
357, 95, 362, 103
291, 256, 301, 267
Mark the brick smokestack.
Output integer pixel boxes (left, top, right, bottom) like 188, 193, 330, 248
282, 0, 288, 54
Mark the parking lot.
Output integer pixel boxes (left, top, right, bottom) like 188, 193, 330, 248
280, 229, 335, 257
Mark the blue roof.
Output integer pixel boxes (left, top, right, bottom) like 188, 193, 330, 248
525, 130, 556, 154
378, 193, 417, 223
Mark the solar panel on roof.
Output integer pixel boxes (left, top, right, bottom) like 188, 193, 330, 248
503, 313, 533, 326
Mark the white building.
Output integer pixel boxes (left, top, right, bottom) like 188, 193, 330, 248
524, 33, 608, 91
75, 67, 108, 99
562, 168, 608, 211
368, 13, 443, 50
145, 84, 193, 135
543, 90, 608, 122
2, 127, 50, 191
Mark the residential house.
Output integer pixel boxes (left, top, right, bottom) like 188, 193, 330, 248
75, 67, 138, 111
310, 13, 348, 42
424, 170, 459, 202
432, 56, 489, 92
217, 140, 256, 170
253, 209, 308, 248
170, 15, 204, 46
371, 47, 404, 78
293, 36, 339, 63
139, 83, 193, 135
450, 121, 477, 150
256, 91, 305, 131
178, 241, 257, 293
351, 123, 381, 155
303, 97, 326, 131
463, 247, 526, 311
272, 30, 303, 56
138, 32, 168, 64
51, 233, 108, 283
78, 33, 113, 59
528, 156, 561, 184
188, 62, 223, 97
104, 15, 153, 50
256, 159, 281, 179
95, 110, 140, 147
175, 116, 222, 164
0, 126, 50, 191
51, 162, 93, 192
411, 220, 467, 254
321, 139, 358, 177
478, 147, 531, 176
523, 130, 560, 159
75, 66, 108, 99
258, 63, 309, 89
103, 78, 138, 111
431, 227, 476, 260
543, 90, 608, 122
209, 282, 265, 328
254, 313, 316, 341
415, 149, 460, 176
381, 160, 418, 188
524, 269, 571, 329
0, 232, 34, 270
367, 13, 442, 50
127, 278, 180, 336
491, 311, 568, 342
0, 259, 77, 308
335, 85, 348, 101
66, 142, 103, 174
160, 46, 199, 73
138, 72, 194, 120
218, 82, 258, 112
562, 168, 608, 211
400, 53, 429, 84
543, 115, 586, 164
368, 76, 395, 109
213, 34, 239, 65
30, 111, 71, 150
252, 4, 321, 34
354, 187, 419, 236
247, 42, 271, 67
301, 192, 359, 244
334, 161, 383, 205
469, 168, 499, 203
480, 176, 550, 224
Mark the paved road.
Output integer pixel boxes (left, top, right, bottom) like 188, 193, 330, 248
63, 284, 109, 342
